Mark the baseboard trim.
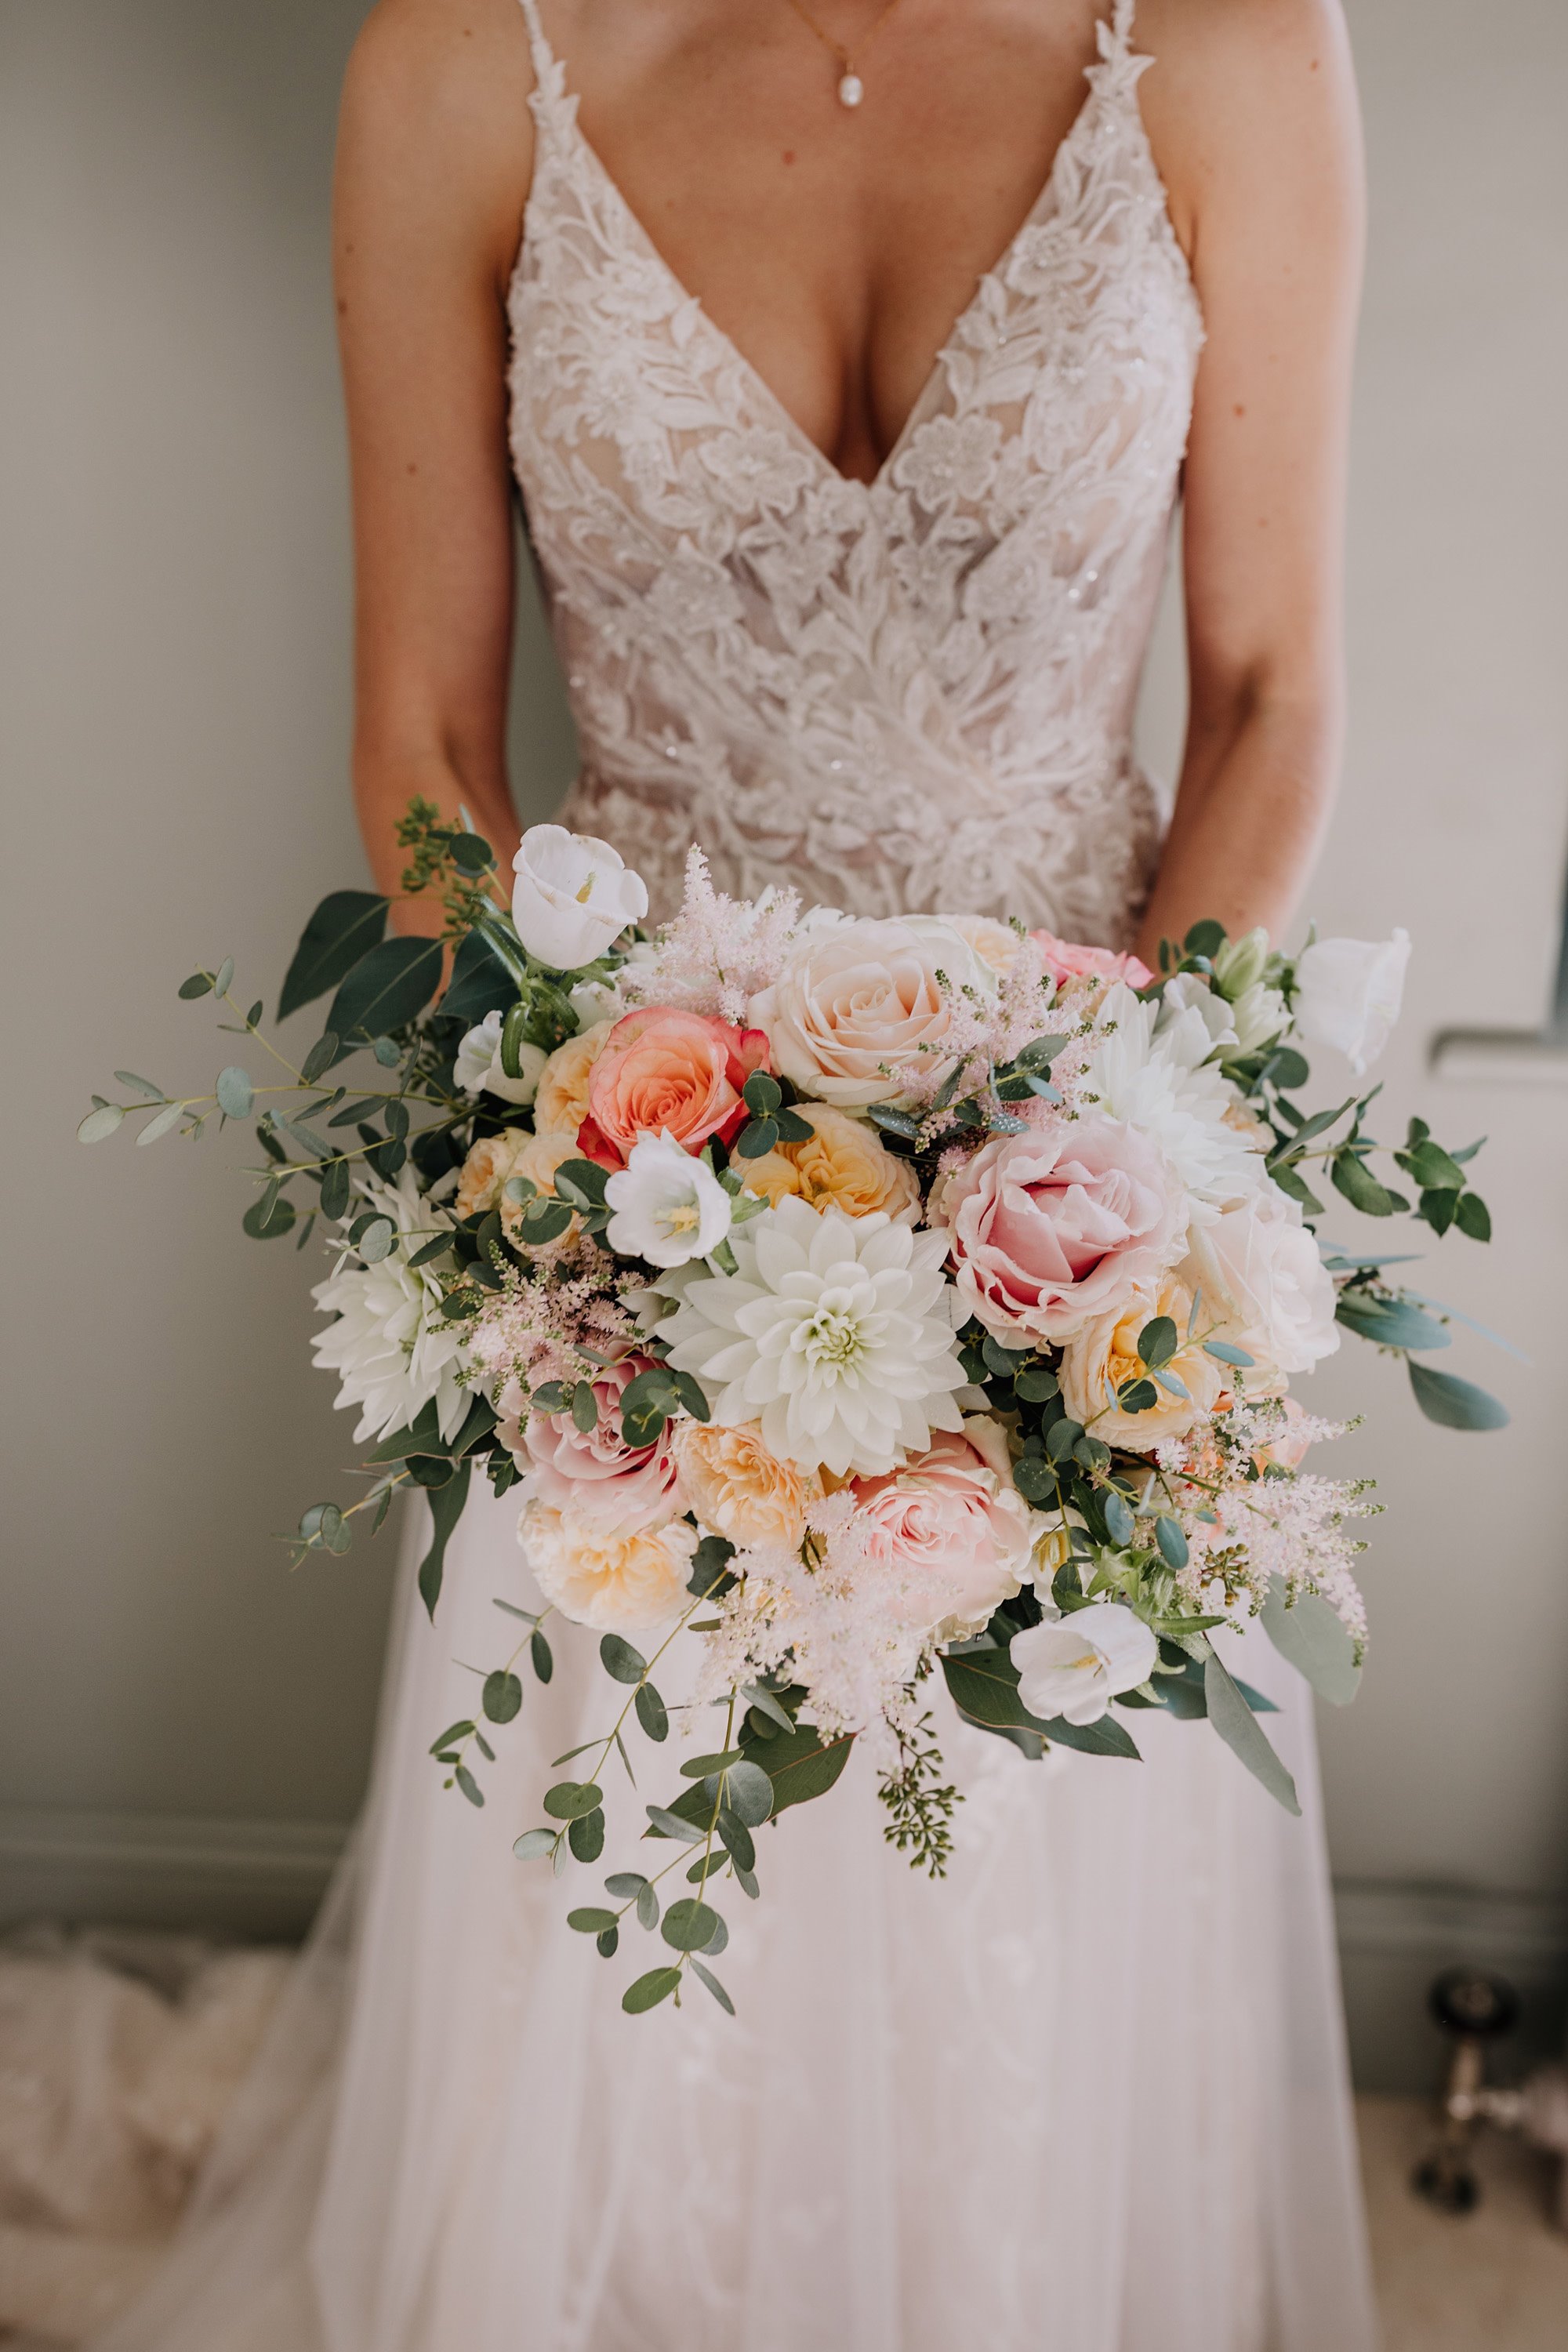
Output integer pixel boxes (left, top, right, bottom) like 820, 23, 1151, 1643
2, 1813, 1564, 2091
1334, 1875, 1568, 2093
0, 1807, 348, 1941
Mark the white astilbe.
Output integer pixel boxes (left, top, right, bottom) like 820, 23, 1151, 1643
1155, 1400, 1374, 1653
626, 846, 800, 1024
695, 1494, 930, 1755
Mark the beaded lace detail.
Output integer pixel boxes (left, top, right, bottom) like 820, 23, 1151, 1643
507, 0, 1203, 942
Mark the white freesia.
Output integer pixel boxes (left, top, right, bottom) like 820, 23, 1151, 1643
1183, 1187, 1341, 1378
510, 823, 648, 972
453, 1009, 547, 1105
1158, 970, 1286, 1065
310, 1169, 470, 1443
604, 1129, 733, 1269
1291, 930, 1410, 1075
1086, 982, 1265, 1206
655, 1196, 970, 1477
1010, 1604, 1159, 1726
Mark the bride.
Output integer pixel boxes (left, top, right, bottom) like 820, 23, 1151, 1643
99, 1, 1374, 2346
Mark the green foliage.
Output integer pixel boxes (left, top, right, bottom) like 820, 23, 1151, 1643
1408, 1362, 1509, 1431
278, 891, 389, 1021
1203, 1651, 1299, 1813
1259, 1581, 1361, 1705
326, 936, 443, 1051
622, 1966, 682, 2015
417, 1459, 471, 1619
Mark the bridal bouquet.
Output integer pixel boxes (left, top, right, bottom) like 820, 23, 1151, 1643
82, 808, 1508, 2017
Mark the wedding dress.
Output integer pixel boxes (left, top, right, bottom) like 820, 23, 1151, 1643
93, 4, 1377, 2345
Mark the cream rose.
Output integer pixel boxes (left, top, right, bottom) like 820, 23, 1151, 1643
520, 1499, 695, 1634
740, 1102, 922, 1221
454, 1127, 533, 1221
1183, 1188, 1340, 1379
748, 915, 994, 1110
674, 1419, 822, 1548
1059, 1274, 1224, 1448
939, 912, 1025, 981
534, 1018, 615, 1138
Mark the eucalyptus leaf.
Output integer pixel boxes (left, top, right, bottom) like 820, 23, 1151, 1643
661, 1898, 720, 1952
645, 1805, 706, 1844
622, 1965, 681, 2015
1259, 1580, 1362, 1705
1203, 1650, 1300, 1813
568, 1907, 619, 1935
326, 935, 443, 1047
136, 1102, 185, 1145
689, 1956, 735, 2014
600, 1634, 648, 1685
512, 1828, 556, 1860
543, 1780, 604, 1820
481, 1669, 524, 1724
634, 1681, 668, 1740
416, 1457, 470, 1618
77, 1104, 125, 1144
1408, 1362, 1509, 1432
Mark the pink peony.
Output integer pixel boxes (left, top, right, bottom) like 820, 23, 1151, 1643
1031, 930, 1154, 993
935, 1116, 1185, 1345
518, 1352, 681, 1535
575, 1006, 769, 1168
851, 1421, 1035, 1639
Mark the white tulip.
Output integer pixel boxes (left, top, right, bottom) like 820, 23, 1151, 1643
1010, 1605, 1159, 1726
1291, 930, 1410, 1076
453, 1010, 546, 1106
604, 1130, 734, 1269
510, 823, 649, 973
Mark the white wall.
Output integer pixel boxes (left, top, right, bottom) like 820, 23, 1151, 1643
2, 0, 1565, 2079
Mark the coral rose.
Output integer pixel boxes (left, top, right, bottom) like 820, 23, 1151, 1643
748, 915, 994, 1110
675, 1419, 822, 1548
520, 1352, 681, 1535
1058, 1273, 1224, 1448
739, 1103, 922, 1222
1031, 931, 1154, 993
454, 1127, 533, 1221
935, 1115, 1185, 1345
521, 1500, 696, 1633
851, 1420, 1034, 1639
576, 1007, 769, 1167
534, 1018, 615, 1138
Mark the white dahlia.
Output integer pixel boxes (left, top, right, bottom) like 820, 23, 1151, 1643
1083, 982, 1264, 1208
310, 1169, 470, 1443
655, 1196, 970, 1479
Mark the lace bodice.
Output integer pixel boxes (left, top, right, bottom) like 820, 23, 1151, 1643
506, 0, 1203, 944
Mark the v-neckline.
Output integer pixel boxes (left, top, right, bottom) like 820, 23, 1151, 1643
521, 53, 1116, 498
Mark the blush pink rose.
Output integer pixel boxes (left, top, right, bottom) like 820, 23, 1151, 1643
1031, 930, 1154, 992
851, 1421, 1035, 1639
936, 1116, 1185, 1344
519, 1352, 681, 1535
576, 1007, 769, 1169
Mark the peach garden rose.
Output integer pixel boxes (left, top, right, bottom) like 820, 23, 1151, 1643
576, 1007, 769, 1167
850, 1420, 1036, 1639
747, 915, 994, 1111
739, 1102, 921, 1222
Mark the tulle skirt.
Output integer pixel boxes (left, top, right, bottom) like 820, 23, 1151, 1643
93, 1486, 1377, 2352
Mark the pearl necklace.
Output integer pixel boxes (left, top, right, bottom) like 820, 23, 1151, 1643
781, 0, 911, 107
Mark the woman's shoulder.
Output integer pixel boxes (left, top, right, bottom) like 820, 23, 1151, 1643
339, 0, 537, 275
1134, 0, 1359, 256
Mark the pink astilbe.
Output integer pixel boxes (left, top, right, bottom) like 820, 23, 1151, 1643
466, 1247, 639, 1410
626, 847, 800, 1025
1154, 1399, 1374, 1654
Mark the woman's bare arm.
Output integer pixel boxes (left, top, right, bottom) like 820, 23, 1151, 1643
333, 0, 535, 933
1136, 0, 1364, 963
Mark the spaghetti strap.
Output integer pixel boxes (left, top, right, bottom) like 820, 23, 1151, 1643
514, 0, 554, 85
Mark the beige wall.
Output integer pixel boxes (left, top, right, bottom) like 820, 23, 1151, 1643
2, 0, 1566, 2074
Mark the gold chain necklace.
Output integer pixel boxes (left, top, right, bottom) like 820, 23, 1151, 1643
780, 0, 911, 108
